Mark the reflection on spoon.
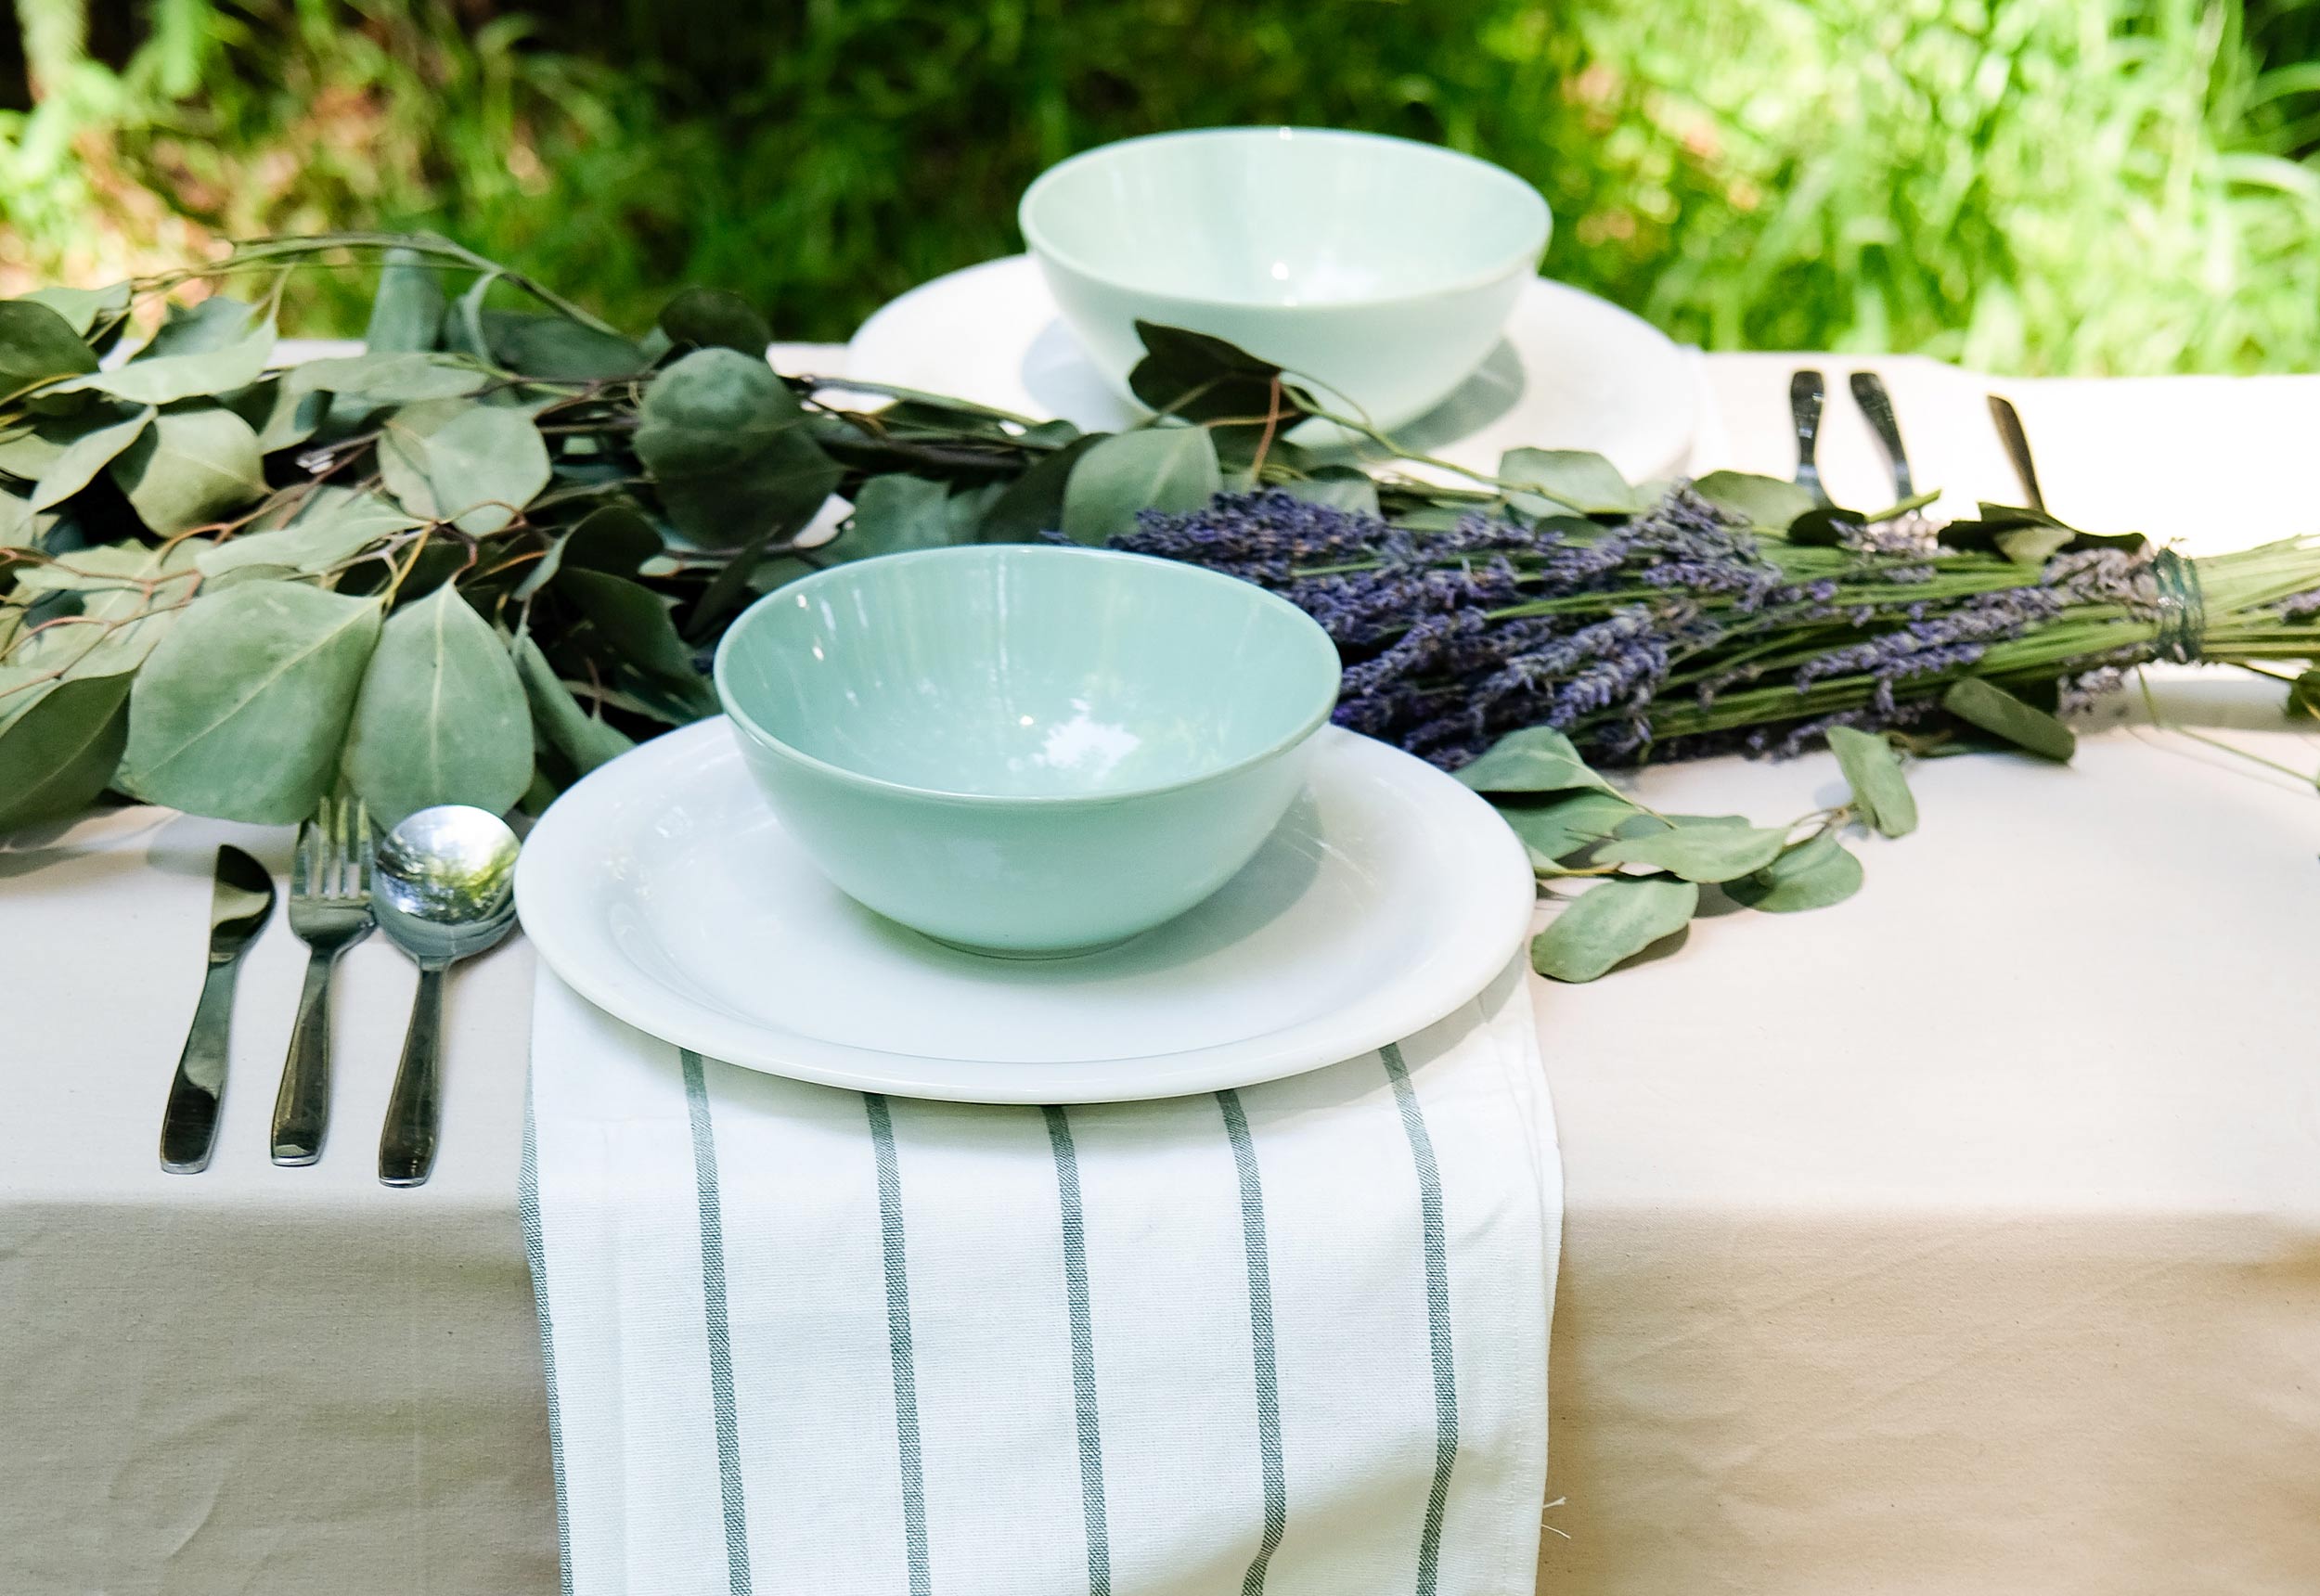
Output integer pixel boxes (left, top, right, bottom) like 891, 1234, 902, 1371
372, 804, 521, 1187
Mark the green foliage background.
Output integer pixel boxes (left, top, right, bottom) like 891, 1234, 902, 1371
6, 0, 2320, 374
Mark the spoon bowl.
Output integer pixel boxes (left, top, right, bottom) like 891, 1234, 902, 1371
372, 804, 522, 1187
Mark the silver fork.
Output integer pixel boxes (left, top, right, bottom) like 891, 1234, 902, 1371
271, 797, 375, 1165
1789, 369, 1830, 505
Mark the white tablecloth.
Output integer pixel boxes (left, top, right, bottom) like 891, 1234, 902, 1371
6, 345, 2318, 1594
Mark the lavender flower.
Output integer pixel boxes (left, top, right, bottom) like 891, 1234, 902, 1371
1112, 481, 2235, 772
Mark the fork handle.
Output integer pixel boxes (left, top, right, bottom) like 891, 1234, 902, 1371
1849, 372, 1914, 499
1789, 370, 1828, 503
270, 948, 342, 1165
380, 963, 446, 1188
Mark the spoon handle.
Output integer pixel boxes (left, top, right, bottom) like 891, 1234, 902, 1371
379, 963, 446, 1188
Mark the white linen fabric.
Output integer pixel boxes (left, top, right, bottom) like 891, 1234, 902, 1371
523, 959, 1560, 1596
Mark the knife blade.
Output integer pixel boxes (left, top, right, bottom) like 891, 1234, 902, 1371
160, 845, 277, 1174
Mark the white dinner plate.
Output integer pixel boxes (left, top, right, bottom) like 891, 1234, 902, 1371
841, 252, 1699, 484
516, 718, 1533, 1103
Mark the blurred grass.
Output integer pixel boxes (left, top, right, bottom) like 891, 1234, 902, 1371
4, 0, 2319, 373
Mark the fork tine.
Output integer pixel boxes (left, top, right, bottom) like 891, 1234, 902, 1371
291, 815, 313, 898
352, 798, 372, 899
331, 795, 354, 899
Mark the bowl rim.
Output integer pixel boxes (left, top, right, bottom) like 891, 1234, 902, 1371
1017, 125, 1552, 313
713, 543, 1344, 810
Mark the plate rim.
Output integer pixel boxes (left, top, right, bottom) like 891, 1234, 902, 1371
515, 718, 1534, 1103
839, 251, 1698, 482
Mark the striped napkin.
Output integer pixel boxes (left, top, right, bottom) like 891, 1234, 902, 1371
522, 958, 1559, 1596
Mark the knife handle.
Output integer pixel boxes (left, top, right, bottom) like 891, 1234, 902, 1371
379, 964, 446, 1188
161, 958, 242, 1174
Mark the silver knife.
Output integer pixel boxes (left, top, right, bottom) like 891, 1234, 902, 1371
1987, 394, 2047, 512
160, 845, 277, 1174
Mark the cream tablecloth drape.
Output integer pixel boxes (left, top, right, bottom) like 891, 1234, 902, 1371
6, 347, 2318, 1595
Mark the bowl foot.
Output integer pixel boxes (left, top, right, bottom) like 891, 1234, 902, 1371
922, 930, 1141, 961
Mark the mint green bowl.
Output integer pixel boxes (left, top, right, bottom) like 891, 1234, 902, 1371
713, 546, 1342, 957
1020, 126, 1550, 431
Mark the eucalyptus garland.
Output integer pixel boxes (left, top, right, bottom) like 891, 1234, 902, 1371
2, 233, 2314, 978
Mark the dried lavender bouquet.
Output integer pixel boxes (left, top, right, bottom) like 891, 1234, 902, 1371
1113, 485, 2320, 771
1107, 472, 2320, 979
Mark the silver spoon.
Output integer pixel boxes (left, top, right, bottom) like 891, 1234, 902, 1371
372, 804, 522, 1188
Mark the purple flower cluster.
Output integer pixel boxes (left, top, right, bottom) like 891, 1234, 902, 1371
1116, 483, 2130, 769
1789, 586, 2065, 712
1111, 490, 1386, 586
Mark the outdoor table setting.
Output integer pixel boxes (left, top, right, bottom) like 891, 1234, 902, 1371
5, 125, 2318, 1596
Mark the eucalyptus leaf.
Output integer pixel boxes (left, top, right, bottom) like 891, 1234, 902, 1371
288, 352, 491, 403
517, 504, 661, 601
831, 475, 962, 562
1942, 676, 2076, 760
0, 672, 134, 832
559, 570, 717, 714
1059, 427, 1221, 545
1455, 727, 1618, 795
1695, 470, 1816, 532
58, 322, 275, 405
20, 283, 129, 340
366, 248, 447, 354
342, 584, 533, 823
232, 378, 329, 452
30, 408, 152, 511
379, 402, 551, 534
1128, 322, 1314, 435
1785, 507, 1869, 547
1530, 876, 1698, 983
143, 296, 261, 356
0, 301, 100, 395
560, 503, 663, 577
977, 432, 1102, 543
1993, 521, 2074, 564
1281, 468, 1381, 518
7, 586, 185, 682
0, 490, 40, 546
513, 632, 633, 776
1611, 810, 1749, 838
122, 581, 382, 822
1724, 830, 1864, 912
0, 424, 71, 482
659, 287, 772, 355
198, 489, 418, 577
2291, 670, 2320, 719
1495, 789, 1640, 868
446, 271, 499, 363
658, 427, 839, 548
634, 348, 806, 477
110, 408, 268, 534
1592, 822, 1790, 882
636, 349, 837, 544
1500, 448, 1639, 515
1826, 725, 1918, 836
482, 310, 648, 380
11, 538, 200, 595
